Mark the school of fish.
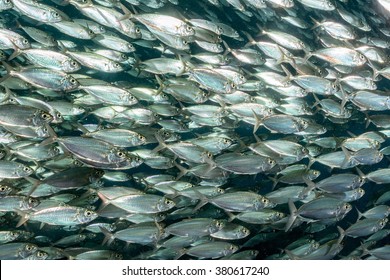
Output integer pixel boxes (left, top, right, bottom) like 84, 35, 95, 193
0, 0, 390, 260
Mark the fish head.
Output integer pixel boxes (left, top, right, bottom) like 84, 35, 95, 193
62, 59, 81, 73
0, 0, 13, 10
210, 219, 226, 233
16, 164, 34, 177
19, 244, 38, 259
282, 0, 294, 8
157, 197, 176, 212
49, 10, 63, 23
62, 75, 79, 91
0, 184, 12, 197
224, 244, 239, 256
179, 24, 195, 37
79, 209, 98, 224
14, 37, 30, 50
236, 226, 250, 239
336, 202, 353, 219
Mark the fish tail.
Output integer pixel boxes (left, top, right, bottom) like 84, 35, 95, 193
285, 199, 298, 232
192, 189, 209, 213
118, 2, 134, 21
14, 208, 30, 228
152, 132, 168, 153
99, 226, 115, 246
251, 109, 263, 134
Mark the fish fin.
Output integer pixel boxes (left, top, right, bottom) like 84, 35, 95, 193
225, 211, 236, 222
355, 167, 366, 179
337, 226, 346, 243
242, 31, 256, 47
222, 40, 232, 56
309, 16, 321, 30
24, 176, 41, 197
340, 146, 353, 169
285, 199, 298, 232
38, 124, 58, 146
7, 49, 22, 61
300, 176, 316, 198
173, 248, 186, 260
192, 189, 209, 213
152, 132, 168, 153
173, 161, 188, 180
96, 192, 112, 212
14, 208, 30, 228
39, 223, 45, 230
284, 249, 300, 260
0, 62, 12, 83
268, 175, 279, 190
303, 52, 313, 64
155, 75, 166, 95
251, 109, 263, 134
118, 2, 133, 21
280, 64, 294, 82
367, 59, 381, 80
99, 226, 115, 246
356, 208, 364, 220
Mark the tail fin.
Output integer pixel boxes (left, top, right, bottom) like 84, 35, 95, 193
15, 208, 31, 228
99, 226, 115, 246
152, 132, 168, 153
285, 199, 298, 232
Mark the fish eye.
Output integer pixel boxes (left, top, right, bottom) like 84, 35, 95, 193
88, 29, 94, 35
4, 0, 10, 3
28, 197, 35, 204
26, 245, 33, 251
207, 152, 212, 158
22, 39, 28, 44
344, 204, 350, 209
299, 41, 305, 46
70, 78, 77, 84
138, 135, 145, 140
217, 188, 224, 193
231, 83, 236, 88
85, 210, 92, 217
183, 40, 188, 45
217, 26, 223, 32
262, 198, 268, 204
41, 113, 50, 119
37, 251, 45, 257
165, 199, 173, 205
71, 61, 77, 66
117, 151, 126, 158
359, 54, 365, 60
114, 63, 120, 68
99, 26, 105, 32
54, 12, 59, 18
121, 54, 127, 60
186, 26, 193, 31
115, 253, 122, 258
313, 170, 320, 176
0, 186, 5, 191
358, 189, 364, 194
10, 231, 18, 236
229, 245, 235, 250
268, 158, 275, 164
135, 27, 141, 34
